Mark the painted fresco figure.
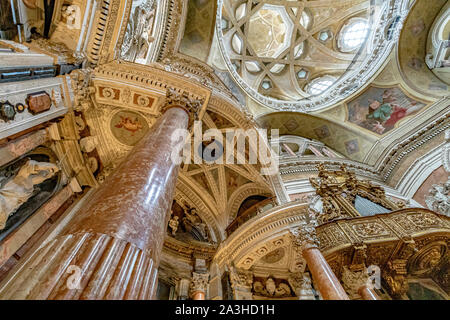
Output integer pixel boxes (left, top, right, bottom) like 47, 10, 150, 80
0, 159, 59, 230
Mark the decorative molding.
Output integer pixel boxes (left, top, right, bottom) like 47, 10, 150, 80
395, 143, 445, 198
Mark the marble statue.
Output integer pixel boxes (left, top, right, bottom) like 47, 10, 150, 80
168, 214, 179, 236
0, 160, 59, 230
183, 208, 208, 240
121, 0, 156, 62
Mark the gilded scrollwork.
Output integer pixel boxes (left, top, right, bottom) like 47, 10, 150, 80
310, 164, 399, 224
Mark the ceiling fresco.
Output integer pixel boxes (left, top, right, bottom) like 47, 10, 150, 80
110, 110, 150, 146
346, 85, 428, 135
214, 0, 410, 112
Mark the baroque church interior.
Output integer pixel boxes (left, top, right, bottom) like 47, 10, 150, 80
0, 0, 449, 301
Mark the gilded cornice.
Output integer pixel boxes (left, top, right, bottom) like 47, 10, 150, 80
156, 0, 184, 61
279, 157, 381, 182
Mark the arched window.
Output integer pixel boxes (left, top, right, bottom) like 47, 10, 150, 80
306, 76, 336, 95
337, 18, 369, 52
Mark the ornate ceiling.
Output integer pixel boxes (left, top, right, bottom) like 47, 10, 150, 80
51, 0, 448, 245
0, 0, 449, 298
215, 0, 410, 111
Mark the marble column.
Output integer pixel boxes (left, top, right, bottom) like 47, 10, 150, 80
0, 90, 201, 300
358, 286, 380, 300
190, 272, 209, 300
290, 224, 349, 300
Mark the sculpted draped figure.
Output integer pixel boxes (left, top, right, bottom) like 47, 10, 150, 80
121, 0, 156, 62
0, 159, 59, 230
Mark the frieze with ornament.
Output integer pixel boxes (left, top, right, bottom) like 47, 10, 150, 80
94, 61, 211, 105
317, 209, 449, 255
95, 84, 158, 115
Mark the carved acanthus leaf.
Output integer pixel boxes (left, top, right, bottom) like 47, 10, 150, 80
190, 272, 209, 294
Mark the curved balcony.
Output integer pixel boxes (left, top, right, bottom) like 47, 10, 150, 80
225, 197, 277, 237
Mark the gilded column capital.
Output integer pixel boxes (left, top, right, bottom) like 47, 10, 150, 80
163, 88, 203, 125
190, 272, 209, 295
289, 217, 320, 252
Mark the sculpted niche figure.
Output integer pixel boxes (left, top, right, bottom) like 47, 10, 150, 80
0, 159, 59, 230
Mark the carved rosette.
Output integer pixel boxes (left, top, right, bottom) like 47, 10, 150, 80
163, 88, 203, 126
189, 272, 209, 295
341, 266, 370, 299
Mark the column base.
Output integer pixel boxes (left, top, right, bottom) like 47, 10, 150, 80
0, 232, 158, 300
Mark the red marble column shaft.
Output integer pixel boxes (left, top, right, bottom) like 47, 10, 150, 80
303, 247, 350, 300
0, 107, 189, 300
358, 286, 381, 300
192, 291, 206, 300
